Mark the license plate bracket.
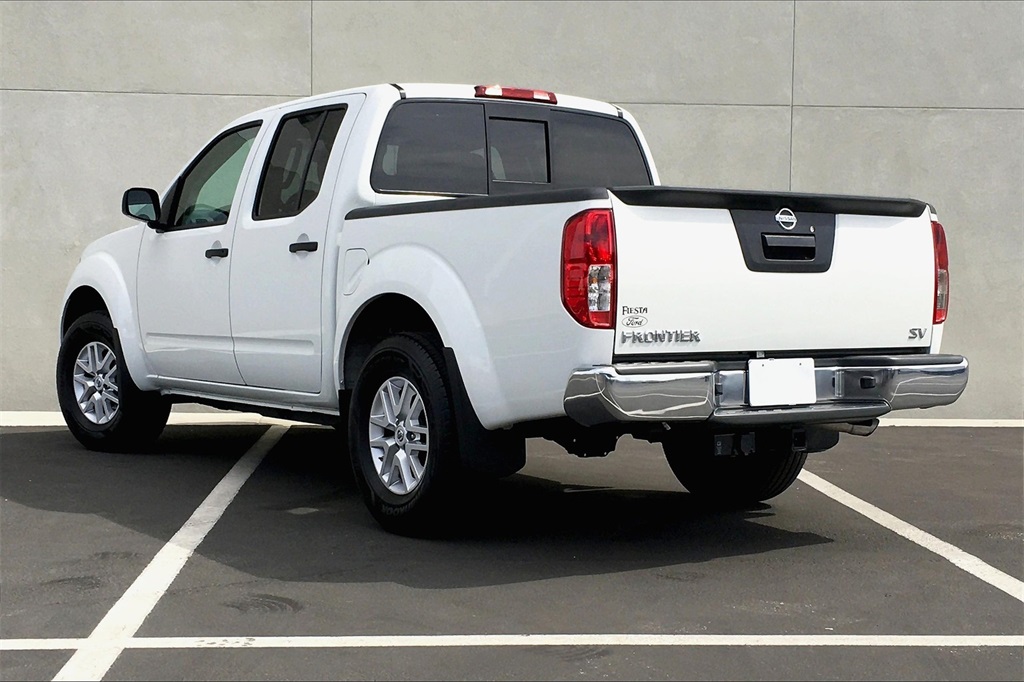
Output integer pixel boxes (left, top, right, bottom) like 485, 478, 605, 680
747, 358, 817, 407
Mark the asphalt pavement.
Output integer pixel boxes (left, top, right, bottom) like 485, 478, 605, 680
1, 423, 1021, 680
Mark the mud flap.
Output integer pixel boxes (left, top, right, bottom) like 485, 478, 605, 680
442, 348, 526, 478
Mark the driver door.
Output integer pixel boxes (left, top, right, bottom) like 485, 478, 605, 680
136, 122, 262, 384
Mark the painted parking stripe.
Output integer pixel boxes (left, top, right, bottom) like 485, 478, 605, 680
125, 634, 1024, 648
3, 634, 1021, 651
798, 469, 1024, 603
0, 411, 304, 427
3, 411, 1022, 428
52, 425, 288, 682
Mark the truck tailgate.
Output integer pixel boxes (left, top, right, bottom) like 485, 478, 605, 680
610, 188, 936, 357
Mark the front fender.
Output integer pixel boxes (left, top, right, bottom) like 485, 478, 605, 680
62, 233, 155, 391
335, 243, 510, 428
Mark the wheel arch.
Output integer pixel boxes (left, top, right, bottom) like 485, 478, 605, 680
339, 293, 442, 391
61, 286, 109, 337
337, 292, 525, 478
61, 249, 155, 391
333, 242, 509, 428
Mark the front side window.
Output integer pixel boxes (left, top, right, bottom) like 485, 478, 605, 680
371, 102, 487, 195
173, 124, 260, 227
254, 106, 347, 220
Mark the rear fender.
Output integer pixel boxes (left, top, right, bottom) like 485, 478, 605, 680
335, 244, 509, 428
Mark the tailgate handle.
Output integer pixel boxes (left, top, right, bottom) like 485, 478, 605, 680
762, 233, 815, 261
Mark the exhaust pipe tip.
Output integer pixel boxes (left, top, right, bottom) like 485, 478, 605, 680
819, 419, 879, 437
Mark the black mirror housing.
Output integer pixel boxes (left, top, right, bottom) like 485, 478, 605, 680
122, 187, 161, 225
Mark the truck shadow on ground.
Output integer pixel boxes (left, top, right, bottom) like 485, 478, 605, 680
2, 425, 832, 591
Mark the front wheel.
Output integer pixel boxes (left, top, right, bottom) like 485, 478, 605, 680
663, 430, 807, 506
56, 312, 170, 452
348, 333, 461, 535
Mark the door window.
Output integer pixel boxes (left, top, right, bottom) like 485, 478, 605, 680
254, 106, 348, 220
172, 124, 260, 228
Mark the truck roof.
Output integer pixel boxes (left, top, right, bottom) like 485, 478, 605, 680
237, 83, 621, 122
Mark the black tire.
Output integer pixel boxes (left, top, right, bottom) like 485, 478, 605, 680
663, 431, 807, 506
348, 333, 461, 535
56, 312, 170, 452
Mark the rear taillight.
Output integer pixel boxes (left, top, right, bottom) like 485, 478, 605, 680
932, 220, 949, 324
562, 209, 616, 329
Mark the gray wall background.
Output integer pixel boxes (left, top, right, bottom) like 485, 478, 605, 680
1, 0, 1022, 419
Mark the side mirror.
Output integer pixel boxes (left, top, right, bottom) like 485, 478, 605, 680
122, 187, 161, 225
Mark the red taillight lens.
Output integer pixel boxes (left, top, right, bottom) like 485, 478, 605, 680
474, 85, 558, 104
932, 220, 949, 324
562, 209, 616, 329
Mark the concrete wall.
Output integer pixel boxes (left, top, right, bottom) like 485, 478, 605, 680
1, 0, 1021, 419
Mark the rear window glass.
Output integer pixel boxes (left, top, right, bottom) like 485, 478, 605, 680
550, 111, 651, 188
488, 118, 549, 184
370, 103, 487, 195
371, 101, 651, 196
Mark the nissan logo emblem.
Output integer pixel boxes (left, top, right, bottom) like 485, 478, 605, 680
775, 208, 797, 230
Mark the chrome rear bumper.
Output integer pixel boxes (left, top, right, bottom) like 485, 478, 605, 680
563, 355, 968, 427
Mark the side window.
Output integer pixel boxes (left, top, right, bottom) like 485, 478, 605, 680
299, 108, 346, 211
254, 106, 347, 220
173, 125, 260, 227
371, 102, 487, 195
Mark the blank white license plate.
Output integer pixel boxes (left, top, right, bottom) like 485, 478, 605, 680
747, 358, 817, 407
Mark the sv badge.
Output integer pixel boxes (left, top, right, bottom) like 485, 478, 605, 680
908, 327, 927, 340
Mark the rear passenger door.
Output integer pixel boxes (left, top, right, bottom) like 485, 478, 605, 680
229, 95, 363, 393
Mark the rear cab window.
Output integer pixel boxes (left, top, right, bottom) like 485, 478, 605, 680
370, 103, 487, 195
370, 99, 651, 197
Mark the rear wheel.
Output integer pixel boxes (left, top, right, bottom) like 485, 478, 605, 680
56, 312, 170, 451
348, 333, 461, 535
663, 430, 807, 506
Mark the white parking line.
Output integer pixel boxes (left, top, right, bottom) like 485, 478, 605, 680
878, 418, 1024, 427
3, 411, 1022, 428
798, 470, 1024, 603
123, 633, 1024, 648
0, 411, 305, 427
51, 425, 288, 682
2, 634, 1021, 651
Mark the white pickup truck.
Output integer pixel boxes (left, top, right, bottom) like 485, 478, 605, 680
57, 83, 968, 533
